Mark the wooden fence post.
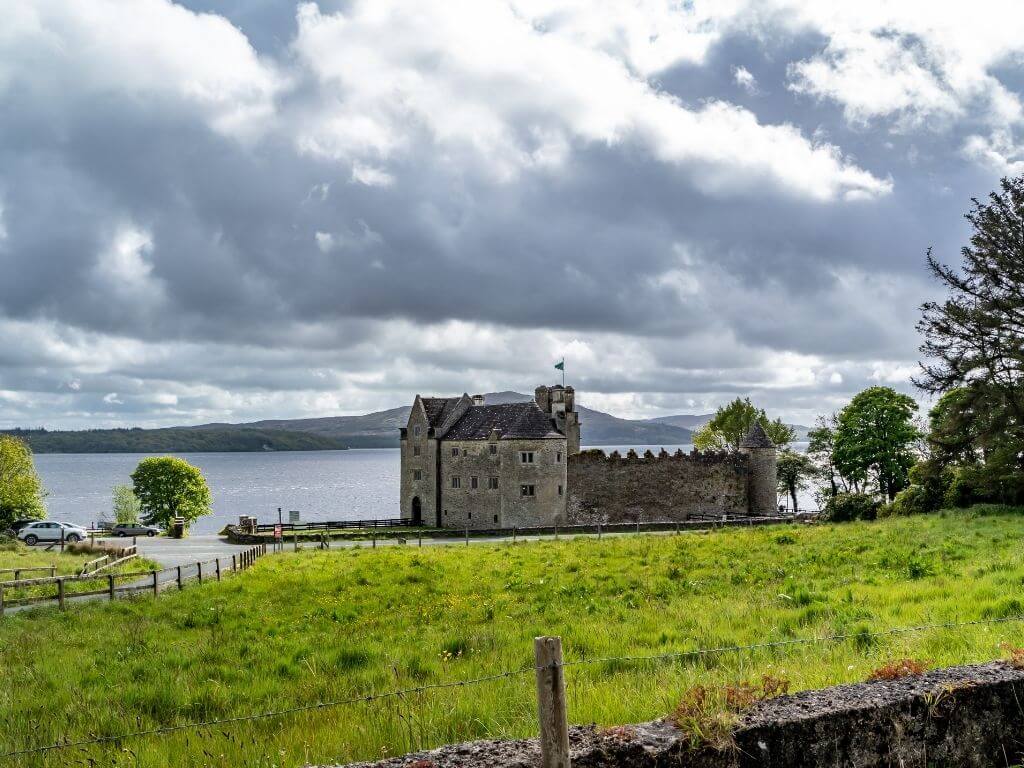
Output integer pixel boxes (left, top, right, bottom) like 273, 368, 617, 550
513, 527, 517, 544
597, 523, 601, 540
177, 566, 183, 590
152, 571, 158, 597
108, 574, 115, 601
197, 562, 203, 584
418, 531, 422, 548
50, 566, 55, 578
554, 524, 559, 540
294, 531, 299, 552
465, 527, 469, 546
534, 636, 570, 768
0, 586, 5, 617
231, 554, 236, 572
216, 558, 221, 582
57, 578, 66, 611
372, 532, 376, 549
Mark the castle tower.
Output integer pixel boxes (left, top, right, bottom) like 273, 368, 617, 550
535, 384, 581, 454
740, 421, 777, 515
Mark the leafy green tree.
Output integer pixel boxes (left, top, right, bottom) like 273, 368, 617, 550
806, 414, 850, 498
112, 484, 141, 525
834, 387, 920, 501
776, 450, 816, 513
0, 435, 47, 530
131, 457, 212, 531
692, 397, 795, 451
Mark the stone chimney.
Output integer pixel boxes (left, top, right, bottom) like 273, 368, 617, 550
472, 394, 485, 406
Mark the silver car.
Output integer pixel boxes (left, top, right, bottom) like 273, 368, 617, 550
17, 521, 89, 546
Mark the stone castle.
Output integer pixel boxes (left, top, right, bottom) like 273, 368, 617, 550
399, 385, 777, 528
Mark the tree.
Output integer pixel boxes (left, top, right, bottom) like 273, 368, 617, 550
112, 484, 142, 525
807, 414, 847, 498
692, 397, 795, 451
0, 435, 47, 530
833, 387, 920, 501
776, 450, 816, 512
916, 176, 1024, 436
131, 457, 212, 531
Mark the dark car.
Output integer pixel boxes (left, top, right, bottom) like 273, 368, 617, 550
111, 523, 161, 537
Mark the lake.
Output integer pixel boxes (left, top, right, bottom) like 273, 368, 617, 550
34, 443, 813, 533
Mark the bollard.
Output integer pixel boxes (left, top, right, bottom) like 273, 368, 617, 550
534, 636, 570, 768
177, 566, 183, 590
57, 579, 66, 611
108, 574, 115, 601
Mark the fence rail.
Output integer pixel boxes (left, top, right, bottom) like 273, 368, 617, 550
0, 544, 268, 616
252, 518, 415, 532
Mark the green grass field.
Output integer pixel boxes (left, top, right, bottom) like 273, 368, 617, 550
0, 542, 160, 601
2, 509, 1024, 767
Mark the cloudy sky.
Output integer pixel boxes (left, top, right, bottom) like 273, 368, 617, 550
2, 1, 1022, 429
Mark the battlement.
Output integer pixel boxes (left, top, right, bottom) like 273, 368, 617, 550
573, 447, 749, 467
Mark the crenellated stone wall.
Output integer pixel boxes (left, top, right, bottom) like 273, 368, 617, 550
567, 448, 751, 522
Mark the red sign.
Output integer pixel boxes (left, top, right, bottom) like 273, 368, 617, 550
273, 524, 282, 540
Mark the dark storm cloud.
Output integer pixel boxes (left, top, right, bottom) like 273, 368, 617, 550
0, 0, 1020, 427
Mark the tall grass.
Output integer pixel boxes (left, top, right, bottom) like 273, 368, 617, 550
2, 510, 1024, 767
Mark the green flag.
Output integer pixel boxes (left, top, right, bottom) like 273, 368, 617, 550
554, 359, 564, 371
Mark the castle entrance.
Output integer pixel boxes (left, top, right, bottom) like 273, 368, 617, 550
411, 496, 422, 525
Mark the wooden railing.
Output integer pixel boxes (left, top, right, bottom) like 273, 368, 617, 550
252, 518, 415, 533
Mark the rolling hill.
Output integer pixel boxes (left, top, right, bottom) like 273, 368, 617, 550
3, 427, 349, 454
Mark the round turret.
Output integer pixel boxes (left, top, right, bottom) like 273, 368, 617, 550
739, 422, 778, 515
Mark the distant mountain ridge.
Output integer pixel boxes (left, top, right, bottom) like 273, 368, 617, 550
197, 391, 696, 447
10, 393, 809, 453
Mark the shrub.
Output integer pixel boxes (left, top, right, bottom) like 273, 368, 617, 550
824, 493, 879, 522
867, 659, 929, 681
888, 484, 931, 516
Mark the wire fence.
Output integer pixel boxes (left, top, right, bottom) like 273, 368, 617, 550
4, 612, 1024, 761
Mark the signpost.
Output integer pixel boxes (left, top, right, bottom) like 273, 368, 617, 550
273, 524, 282, 552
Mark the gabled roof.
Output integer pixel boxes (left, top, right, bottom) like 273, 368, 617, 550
420, 396, 463, 429
443, 402, 564, 441
740, 421, 775, 448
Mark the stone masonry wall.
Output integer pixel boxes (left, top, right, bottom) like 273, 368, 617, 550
439, 438, 566, 529
567, 448, 749, 523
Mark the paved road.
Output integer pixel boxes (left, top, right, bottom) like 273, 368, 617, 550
119, 534, 254, 569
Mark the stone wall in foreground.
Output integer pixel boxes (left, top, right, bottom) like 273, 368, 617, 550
338, 661, 1024, 768
567, 448, 750, 522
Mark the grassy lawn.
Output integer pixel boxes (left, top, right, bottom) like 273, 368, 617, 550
2, 509, 1024, 767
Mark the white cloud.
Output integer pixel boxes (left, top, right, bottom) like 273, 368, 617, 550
733, 65, 759, 94
962, 129, 1024, 175
291, 1, 890, 201
102, 392, 124, 405
778, 3, 1024, 133
351, 163, 394, 187
93, 225, 164, 301
0, 0, 282, 139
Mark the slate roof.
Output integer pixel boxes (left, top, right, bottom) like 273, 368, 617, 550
740, 421, 775, 448
443, 402, 564, 441
421, 397, 463, 429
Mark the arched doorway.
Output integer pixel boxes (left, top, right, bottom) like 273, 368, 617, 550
411, 496, 422, 525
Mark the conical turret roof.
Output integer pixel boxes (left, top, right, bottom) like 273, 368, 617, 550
740, 420, 775, 448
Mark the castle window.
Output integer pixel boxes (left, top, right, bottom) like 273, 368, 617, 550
470, 476, 478, 489
451, 477, 461, 489
488, 477, 499, 490
468, 512, 472, 520
490, 444, 497, 455
556, 452, 562, 463
451, 447, 459, 457
413, 425, 421, 437
493, 515, 498, 523
520, 451, 534, 464
413, 446, 421, 457
462, 448, 468, 457
558, 484, 563, 496
414, 470, 422, 481
520, 484, 535, 497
